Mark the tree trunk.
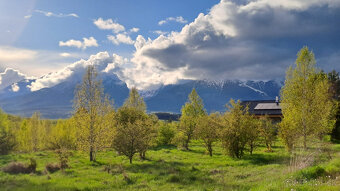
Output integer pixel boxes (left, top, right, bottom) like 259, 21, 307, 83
208, 145, 213, 157
90, 150, 93, 161
129, 156, 133, 164
303, 133, 307, 150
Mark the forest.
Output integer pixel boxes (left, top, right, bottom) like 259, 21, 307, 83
0, 47, 340, 190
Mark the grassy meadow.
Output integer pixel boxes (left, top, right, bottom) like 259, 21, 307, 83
1, 141, 339, 191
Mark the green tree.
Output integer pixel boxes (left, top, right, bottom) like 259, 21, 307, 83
0, 109, 16, 155
73, 66, 115, 161
195, 113, 221, 156
179, 88, 206, 150
156, 121, 177, 146
113, 107, 155, 163
280, 47, 335, 150
48, 119, 77, 150
258, 116, 276, 152
123, 87, 146, 112
328, 70, 340, 142
220, 99, 250, 159
17, 119, 33, 152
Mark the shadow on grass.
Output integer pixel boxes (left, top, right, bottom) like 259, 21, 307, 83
125, 160, 215, 185
243, 153, 290, 165
150, 145, 177, 151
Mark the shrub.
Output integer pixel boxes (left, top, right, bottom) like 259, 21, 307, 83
156, 121, 176, 146
55, 149, 71, 169
295, 166, 326, 180
45, 163, 60, 173
2, 158, 37, 174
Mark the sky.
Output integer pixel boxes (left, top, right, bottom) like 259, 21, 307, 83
1, 0, 340, 91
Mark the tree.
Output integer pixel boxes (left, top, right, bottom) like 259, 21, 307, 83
220, 99, 250, 159
48, 119, 77, 150
113, 107, 155, 163
179, 88, 206, 150
73, 66, 115, 161
17, 119, 33, 152
328, 70, 340, 142
280, 47, 335, 150
245, 116, 259, 155
123, 87, 146, 112
258, 116, 276, 152
156, 121, 177, 146
195, 113, 221, 156
30, 112, 43, 151
113, 88, 156, 163
0, 109, 16, 155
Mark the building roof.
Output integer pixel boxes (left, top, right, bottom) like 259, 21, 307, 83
241, 100, 282, 116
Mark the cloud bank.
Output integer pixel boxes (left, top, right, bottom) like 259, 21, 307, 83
113, 0, 340, 90
5, 0, 340, 92
0, 68, 28, 90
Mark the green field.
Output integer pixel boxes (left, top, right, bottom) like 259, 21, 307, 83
0, 141, 339, 191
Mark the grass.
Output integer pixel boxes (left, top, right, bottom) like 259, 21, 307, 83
0, 141, 339, 191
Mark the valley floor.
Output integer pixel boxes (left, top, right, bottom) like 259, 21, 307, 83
0, 141, 339, 191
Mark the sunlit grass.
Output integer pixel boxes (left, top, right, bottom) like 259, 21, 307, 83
0, 141, 339, 191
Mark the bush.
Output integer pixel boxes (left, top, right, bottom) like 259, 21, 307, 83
2, 158, 37, 174
45, 163, 60, 173
296, 166, 326, 180
156, 121, 176, 146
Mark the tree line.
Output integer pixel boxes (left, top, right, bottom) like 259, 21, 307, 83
0, 47, 339, 164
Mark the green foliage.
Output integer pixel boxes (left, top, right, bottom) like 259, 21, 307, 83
328, 70, 340, 142
156, 121, 176, 146
258, 116, 276, 152
179, 88, 206, 150
220, 99, 252, 159
123, 87, 146, 112
48, 119, 76, 150
0, 109, 16, 155
195, 113, 221, 156
280, 47, 336, 150
113, 89, 156, 163
73, 66, 115, 161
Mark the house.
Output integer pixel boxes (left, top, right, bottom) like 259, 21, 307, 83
241, 96, 282, 122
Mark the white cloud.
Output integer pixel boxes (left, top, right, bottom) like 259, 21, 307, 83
107, 34, 134, 45
0, 68, 28, 90
0, 46, 37, 62
153, 30, 168, 36
130, 28, 140, 33
11, 83, 20, 92
24, 15, 32, 19
94, 18, 125, 33
28, 52, 113, 91
60, 53, 71, 57
110, 0, 340, 90
158, 16, 188, 25
59, 37, 98, 50
35, 10, 79, 18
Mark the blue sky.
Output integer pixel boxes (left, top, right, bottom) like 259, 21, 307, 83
1, 0, 219, 60
1, 0, 340, 91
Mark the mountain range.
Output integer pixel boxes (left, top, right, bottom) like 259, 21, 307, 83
0, 72, 282, 119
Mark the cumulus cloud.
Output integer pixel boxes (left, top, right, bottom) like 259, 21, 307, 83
94, 18, 125, 33
107, 34, 134, 45
130, 28, 140, 33
0, 68, 28, 90
116, 0, 340, 90
11, 83, 20, 92
158, 16, 188, 25
28, 52, 115, 91
35, 10, 79, 18
153, 30, 168, 36
59, 37, 98, 50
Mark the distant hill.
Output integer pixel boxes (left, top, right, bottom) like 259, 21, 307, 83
0, 74, 282, 119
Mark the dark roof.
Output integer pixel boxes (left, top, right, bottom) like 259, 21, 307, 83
241, 100, 282, 116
